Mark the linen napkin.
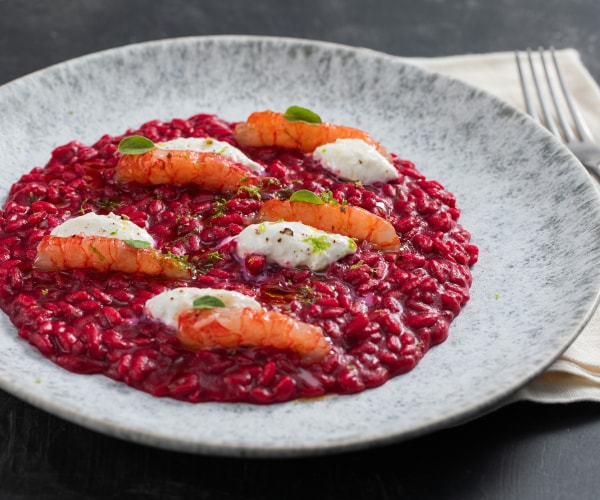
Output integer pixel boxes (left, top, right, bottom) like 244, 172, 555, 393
407, 49, 600, 403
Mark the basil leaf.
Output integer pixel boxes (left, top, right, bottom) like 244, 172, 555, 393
117, 135, 155, 155
289, 189, 324, 205
124, 239, 152, 248
193, 295, 226, 309
283, 106, 322, 124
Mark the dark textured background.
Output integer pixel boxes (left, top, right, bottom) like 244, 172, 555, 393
2, 0, 599, 82
2, 1, 600, 499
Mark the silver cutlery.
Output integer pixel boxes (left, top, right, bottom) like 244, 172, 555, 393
515, 47, 600, 179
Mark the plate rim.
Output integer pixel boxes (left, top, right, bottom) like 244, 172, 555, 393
1, 34, 599, 457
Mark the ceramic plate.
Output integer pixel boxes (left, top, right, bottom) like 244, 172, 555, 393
1, 36, 600, 457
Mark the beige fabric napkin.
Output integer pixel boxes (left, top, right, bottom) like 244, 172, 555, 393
407, 50, 600, 403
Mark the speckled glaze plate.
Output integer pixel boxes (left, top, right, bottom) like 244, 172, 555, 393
1, 36, 600, 457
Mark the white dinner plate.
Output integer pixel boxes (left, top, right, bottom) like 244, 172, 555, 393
1, 36, 599, 457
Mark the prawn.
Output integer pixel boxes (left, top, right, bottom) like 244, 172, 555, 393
177, 306, 331, 361
259, 199, 401, 251
234, 109, 389, 156
115, 148, 260, 192
34, 235, 192, 279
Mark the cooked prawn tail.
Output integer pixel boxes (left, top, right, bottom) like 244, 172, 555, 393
177, 307, 331, 360
259, 199, 401, 251
115, 149, 260, 192
34, 235, 193, 279
234, 110, 390, 157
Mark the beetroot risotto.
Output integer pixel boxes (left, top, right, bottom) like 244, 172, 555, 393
0, 108, 478, 404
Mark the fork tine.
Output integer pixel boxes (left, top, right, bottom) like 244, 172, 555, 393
515, 50, 539, 121
517, 47, 600, 174
526, 48, 561, 137
539, 47, 577, 143
548, 47, 596, 143
516, 48, 596, 144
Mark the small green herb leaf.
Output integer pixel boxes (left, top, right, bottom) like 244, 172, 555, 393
303, 235, 332, 255
118, 135, 155, 155
89, 244, 105, 261
289, 189, 324, 205
283, 106, 322, 124
200, 251, 223, 270
349, 259, 364, 269
193, 295, 226, 309
237, 184, 262, 200
124, 239, 152, 249
318, 190, 339, 205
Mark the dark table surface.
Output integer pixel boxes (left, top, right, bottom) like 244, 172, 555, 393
2, 1, 600, 499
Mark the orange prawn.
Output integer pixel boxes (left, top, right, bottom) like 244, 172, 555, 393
115, 148, 260, 192
34, 235, 192, 279
234, 109, 389, 156
177, 307, 331, 361
259, 198, 401, 251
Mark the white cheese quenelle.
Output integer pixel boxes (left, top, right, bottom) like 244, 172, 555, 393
235, 221, 357, 272
156, 137, 263, 172
145, 287, 261, 328
313, 138, 398, 184
50, 212, 155, 246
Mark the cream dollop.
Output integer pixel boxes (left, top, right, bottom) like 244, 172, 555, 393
50, 212, 155, 246
236, 221, 356, 271
145, 287, 261, 328
156, 137, 263, 172
313, 138, 398, 184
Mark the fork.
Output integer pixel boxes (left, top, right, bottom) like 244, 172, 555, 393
515, 47, 600, 179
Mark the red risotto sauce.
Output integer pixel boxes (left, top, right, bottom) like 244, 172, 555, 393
0, 113, 478, 404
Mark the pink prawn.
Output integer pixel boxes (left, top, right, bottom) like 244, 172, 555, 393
259, 198, 401, 251
35, 235, 192, 279
234, 109, 390, 156
177, 307, 331, 361
115, 148, 260, 192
